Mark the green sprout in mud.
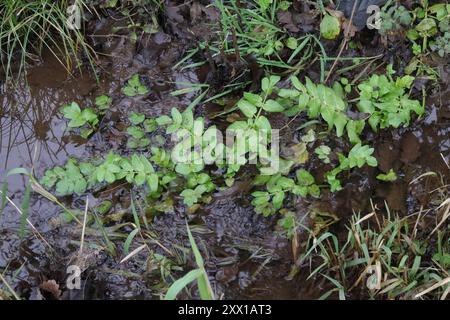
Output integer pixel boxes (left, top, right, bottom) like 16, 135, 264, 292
326, 143, 378, 192
126, 112, 156, 149
315, 145, 331, 164
379, 4, 413, 35
376, 169, 398, 182
238, 75, 365, 144
122, 74, 149, 97
405, 3, 450, 55
430, 32, 450, 57
357, 73, 424, 131
60, 102, 99, 139
41, 153, 159, 196
252, 169, 320, 217
320, 13, 341, 40
95, 95, 113, 110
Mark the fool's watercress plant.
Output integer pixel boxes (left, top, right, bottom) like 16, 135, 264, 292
126, 112, 157, 149
60, 102, 99, 139
326, 143, 378, 192
251, 169, 320, 217
357, 73, 424, 130
60, 95, 112, 139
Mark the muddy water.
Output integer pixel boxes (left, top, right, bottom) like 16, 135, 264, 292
1, 5, 449, 300
0, 20, 203, 298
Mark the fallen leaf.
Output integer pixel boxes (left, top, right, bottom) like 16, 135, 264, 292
39, 280, 61, 300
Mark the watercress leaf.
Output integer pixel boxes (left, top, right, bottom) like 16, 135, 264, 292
137, 85, 149, 95
243, 92, 263, 106
182, 109, 194, 127
238, 99, 257, 118
61, 102, 81, 119
95, 95, 112, 110
251, 195, 270, 206
129, 112, 145, 125
140, 155, 154, 174
127, 138, 139, 149
308, 184, 321, 198
292, 185, 308, 197
376, 169, 397, 182
175, 163, 191, 175
105, 171, 116, 184
320, 14, 341, 40
166, 123, 180, 134
68, 117, 86, 128
193, 118, 204, 136
134, 173, 146, 185
122, 86, 136, 97
181, 189, 196, 207
255, 116, 272, 132
278, 89, 299, 98
171, 108, 183, 125
296, 169, 315, 186
141, 119, 156, 133
368, 114, 381, 131
147, 173, 159, 192
129, 74, 141, 87
333, 112, 348, 137
74, 178, 87, 195
291, 76, 306, 92
261, 76, 280, 94
272, 191, 285, 210
138, 138, 151, 148
263, 99, 284, 112
194, 184, 207, 196
127, 126, 145, 139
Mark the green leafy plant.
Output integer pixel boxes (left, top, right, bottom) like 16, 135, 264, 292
376, 169, 398, 182
41, 153, 159, 196
326, 144, 378, 192
40, 159, 93, 196
60, 95, 112, 139
122, 74, 149, 97
357, 73, 424, 131
252, 169, 320, 216
60, 102, 99, 138
320, 14, 340, 40
315, 145, 331, 164
275, 75, 363, 144
126, 112, 156, 149
379, 4, 413, 35
406, 3, 450, 55
95, 95, 112, 111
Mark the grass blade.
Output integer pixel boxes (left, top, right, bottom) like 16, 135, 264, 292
19, 183, 31, 239
123, 228, 139, 256
163, 269, 202, 300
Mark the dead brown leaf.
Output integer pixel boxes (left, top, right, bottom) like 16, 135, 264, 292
39, 280, 61, 300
